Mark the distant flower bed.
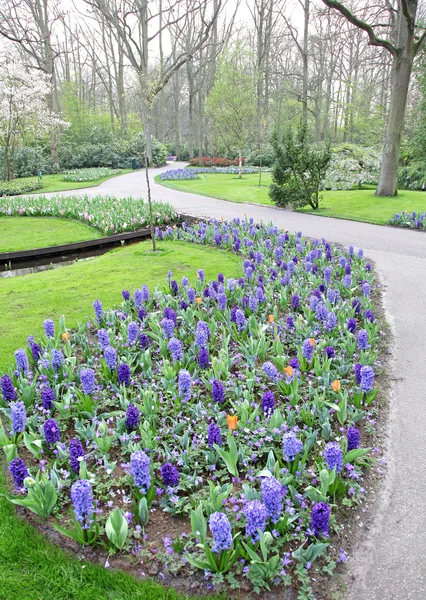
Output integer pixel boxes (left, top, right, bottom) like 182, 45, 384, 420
61, 168, 122, 182
0, 217, 383, 596
0, 194, 176, 234
388, 211, 426, 230
0, 178, 43, 197
160, 167, 257, 181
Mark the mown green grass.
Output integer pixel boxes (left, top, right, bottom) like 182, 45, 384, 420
156, 172, 426, 225
0, 240, 242, 373
0, 239, 240, 599
25, 170, 133, 195
0, 217, 101, 252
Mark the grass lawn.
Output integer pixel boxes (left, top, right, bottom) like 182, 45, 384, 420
25, 169, 133, 194
0, 239, 240, 600
156, 172, 426, 225
0, 217, 101, 252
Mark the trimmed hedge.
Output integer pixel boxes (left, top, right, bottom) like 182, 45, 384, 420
0, 178, 43, 196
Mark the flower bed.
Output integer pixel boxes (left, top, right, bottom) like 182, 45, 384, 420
189, 157, 246, 167
0, 218, 381, 597
0, 178, 43, 197
160, 167, 257, 181
0, 194, 176, 235
61, 168, 122, 182
388, 211, 426, 230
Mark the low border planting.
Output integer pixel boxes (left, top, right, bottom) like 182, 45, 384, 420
0, 217, 382, 597
388, 211, 426, 230
160, 167, 257, 181
61, 168, 122, 182
0, 178, 43, 197
0, 194, 176, 235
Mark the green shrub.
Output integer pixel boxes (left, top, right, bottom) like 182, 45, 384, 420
246, 146, 275, 167
0, 147, 53, 178
62, 168, 122, 182
322, 144, 380, 190
397, 162, 426, 190
269, 124, 331, 209
0, 178, 43, 196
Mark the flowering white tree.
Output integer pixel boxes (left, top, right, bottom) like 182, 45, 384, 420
0, 62, 67, 181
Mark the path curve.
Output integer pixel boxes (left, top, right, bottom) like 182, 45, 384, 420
37, 164, 426, 599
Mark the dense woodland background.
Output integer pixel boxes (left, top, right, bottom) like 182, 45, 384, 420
1, 0, 426, 194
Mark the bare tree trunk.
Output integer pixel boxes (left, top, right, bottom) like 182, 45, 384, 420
302, 0, 310, 127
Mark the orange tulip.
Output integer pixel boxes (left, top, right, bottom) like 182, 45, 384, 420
284, 365, 294, 377
331, 379, 341, 392
195, 297, 202, 305
62, 332, 69, 342
221, 216, 224, 221
309, 338, 315, 346
227, 415, 238, 430
268, 314, 274, 323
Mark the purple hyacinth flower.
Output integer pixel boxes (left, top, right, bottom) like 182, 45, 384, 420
11, 401, 26, 434
31, 342, 42, 362
80, 368, 95, 395
130, 450, 151, 493
347, 318, 357, 333
235, 309, 246, 331
128, 322, 139, 345
357, 329, 369, 350
187, 288, 196, 304
168, 338, 183, 362
207, 422, 223, 447
346, 426, 360, 451
1, 374, 16, 402
44, 418, 60, 448
283, 431, 303, 461
118, 363, 131, 386
311, 502, 330, 537
122, 290, 130, 301
43, 319, 55, 338
104, 346, 117, 371
164, 307, 177, 326
261, 391, 275, 415
9, 457, 29, 489
41, 386, 55, 410
69, 438, 84, 473
212, 379, 225, 403
126, 403, 140, 431
261, 476, 283, 522
93, 299, 103, 323
198, 347, 210, 369
209, 512, 233, 553
292, 294, 300, 309
71, 479, 93, 529
140, 334, 151, 350
324, 441, 343, 473
365, 309, 375, 323
302, 339, 314, 362
178, 369, 191, 401
14, 349, 29, 374
97, 329, 109, 349
161, 318, 175, 339
360, 365, 375, 392
244, 500, 268, 542
134, 289, 143, 307
161, 463, 180, 487
263, 361, 280, 382
325, 346, 335, 359
51, 349, 63, 372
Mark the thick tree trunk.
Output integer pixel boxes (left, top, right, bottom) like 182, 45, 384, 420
376, 54, 413, 196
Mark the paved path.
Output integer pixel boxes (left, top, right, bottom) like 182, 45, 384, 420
51, 165, 426, 598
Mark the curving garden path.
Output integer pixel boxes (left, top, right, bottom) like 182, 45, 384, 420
37, 164, 426, 598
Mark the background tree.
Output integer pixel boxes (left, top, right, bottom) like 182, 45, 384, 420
206, 46, 256, 177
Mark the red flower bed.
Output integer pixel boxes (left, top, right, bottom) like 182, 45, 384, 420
189, 156, 246, 167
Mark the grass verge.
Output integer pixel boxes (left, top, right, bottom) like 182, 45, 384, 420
155, 173, 426, 225
0, 217, 102, 252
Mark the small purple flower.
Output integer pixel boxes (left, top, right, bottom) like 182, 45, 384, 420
93, 299, 103, 323
118, 363, 131, 386
302, 339, 314, 362
187, 288, 196, 304
261, 391, 275, 415
283, 431, 303, 461
97, 329, 109, 349
357, 329, 369, 350
208, 422, 222, 447
11, 401, 26, 434
71, 479, 93, 529
325, 346, 335, 359
235, 309, 246, 331
347, 318, 357, 333
365, 309, 375, 323
140, 334, 151, 350
9, 457, 29, 489
217, 293, 227, 310
161, 318, 175, 339
141, 284, 149, 302
324, 441, 343, 473
198, 347, 210, 369
80, 368, 95, 395
164, 307, 177, 326
31, 343, 42, 362
197, 269, 205, 282
354, 363, 362, 384
209, 512, 233, 552
134, 289, 143, 307
104, 346, 117, 371
130, 450, 151, 493
346, 426, 360, 451
212, 379, 225, 403
41, 386, 55, 410
51, 349, 63, 372
360, 365, 375, 392
69, 438, 84, 473
161, 463, 180, 487
244, 500, 268, 542
362, 282, 370, 297
14, 349, 29, 374
44, 418, 60, 448
178, 369, 191, 401
122, 290, 130, 301
43, 319, 55, 338
126, 403, 140, 431
168, 338, 183, 362
1, 374, 16, 402
311, 502, 330, 537
261, 476, 283, 522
